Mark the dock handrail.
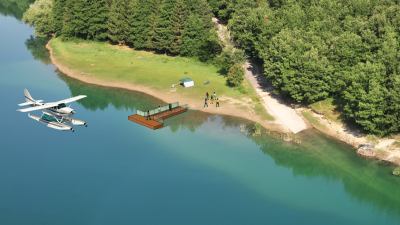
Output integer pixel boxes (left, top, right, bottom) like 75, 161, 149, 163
136, 102, 181, 117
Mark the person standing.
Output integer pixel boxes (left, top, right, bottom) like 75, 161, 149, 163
204, 97, 208, 108
216, 98, 220, 107
206, 92, 209, 100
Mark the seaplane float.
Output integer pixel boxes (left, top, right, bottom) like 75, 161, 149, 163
17, 89, 87, 132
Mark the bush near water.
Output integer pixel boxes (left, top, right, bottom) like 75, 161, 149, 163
393, 167, 400, 176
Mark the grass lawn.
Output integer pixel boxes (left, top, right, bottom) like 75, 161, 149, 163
49, 38, 273, 120
301, 111, 327, 130
309, 98, 341, 123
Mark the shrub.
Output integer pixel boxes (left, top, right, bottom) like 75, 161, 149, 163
226, 63, 244, 87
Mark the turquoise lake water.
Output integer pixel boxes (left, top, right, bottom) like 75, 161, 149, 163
1, 9, 400, 225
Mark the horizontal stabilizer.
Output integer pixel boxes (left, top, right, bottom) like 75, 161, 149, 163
18, 100, 43, 107
18, 102, 33, 107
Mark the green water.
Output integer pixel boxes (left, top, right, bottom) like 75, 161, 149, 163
1, 6, 400, 225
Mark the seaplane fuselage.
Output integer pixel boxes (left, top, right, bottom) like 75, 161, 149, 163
28, 102, 75, 115
47, 103, 75, 115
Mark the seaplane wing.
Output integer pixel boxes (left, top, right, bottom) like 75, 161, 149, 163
18, 102, 59, 113
55, 95, 87, 105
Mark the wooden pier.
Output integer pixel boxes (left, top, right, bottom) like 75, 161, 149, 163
128, 114, 164, 129
128, 103, 187, 130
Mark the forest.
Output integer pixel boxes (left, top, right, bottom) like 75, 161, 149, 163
210, 0, 400, 135
23, 0, 400, 135
23, 0, 222, 61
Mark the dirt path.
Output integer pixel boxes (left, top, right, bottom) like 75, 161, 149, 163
212, 18, 308, 134
244, 62, 308, 133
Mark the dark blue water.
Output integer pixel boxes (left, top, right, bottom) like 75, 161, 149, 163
1, 10, 400, 225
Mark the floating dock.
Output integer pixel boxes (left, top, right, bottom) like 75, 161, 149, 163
128, 102, 187, 130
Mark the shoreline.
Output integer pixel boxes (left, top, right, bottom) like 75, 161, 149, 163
46, 42, 400, 167
46, 42, 285, 134
300, 108, 400, 166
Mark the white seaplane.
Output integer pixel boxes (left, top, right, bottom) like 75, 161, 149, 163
18, 89, 87, 131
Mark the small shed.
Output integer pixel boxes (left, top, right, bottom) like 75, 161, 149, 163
180, 77, 194, 88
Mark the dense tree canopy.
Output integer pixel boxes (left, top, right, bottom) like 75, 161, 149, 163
26, 0, 221, 60
213, 0, 400, 135
22, 0, 54, 37
44, 0, 220, 59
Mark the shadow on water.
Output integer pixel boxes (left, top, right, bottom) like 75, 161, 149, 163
25, 36, 51, 64
23, 22, 400, 220
0, 0, 33, 19
60, 73, 164, 112
253, 129, 400, 217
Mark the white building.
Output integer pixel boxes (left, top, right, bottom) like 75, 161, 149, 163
180, 77, 194, 88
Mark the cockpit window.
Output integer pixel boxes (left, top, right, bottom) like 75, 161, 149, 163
57, 103, 66, 109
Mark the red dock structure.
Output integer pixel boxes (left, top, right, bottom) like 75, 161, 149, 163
128, 102, 187, 130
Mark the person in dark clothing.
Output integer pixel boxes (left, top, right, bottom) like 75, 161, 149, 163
204, 97, 208, 108
216, 98, 220, 107
206, 92, 209, 100
169, 103, 172, 111
147, 110, 150, 120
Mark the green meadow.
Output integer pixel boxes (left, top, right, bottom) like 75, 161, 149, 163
49, 38, 272, 120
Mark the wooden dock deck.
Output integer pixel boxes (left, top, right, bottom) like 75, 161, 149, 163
128, 106, 187, 130
128, 114, 163, 129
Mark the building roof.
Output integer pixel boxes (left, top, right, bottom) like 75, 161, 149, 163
180, 77, 193, 83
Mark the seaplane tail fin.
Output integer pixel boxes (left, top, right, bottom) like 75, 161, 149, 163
24, 88, 35, 102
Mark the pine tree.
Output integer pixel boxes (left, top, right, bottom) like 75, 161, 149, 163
181, 14, 205, 57
61, 0, 77, 38
181, 12, 221, 60
153, 0, 177, 53
62, 0, 89, 39
129, 0, 159, 49
145, 1, 161, 49
87, 0, 109, 40
187, 0, 213, 29
53, 0, 65, 36
385, 75, 400, 134
380, 26, 400, 134
108, 0, 132, 44
169, 0, 188, 54
153, 0, 188, 54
